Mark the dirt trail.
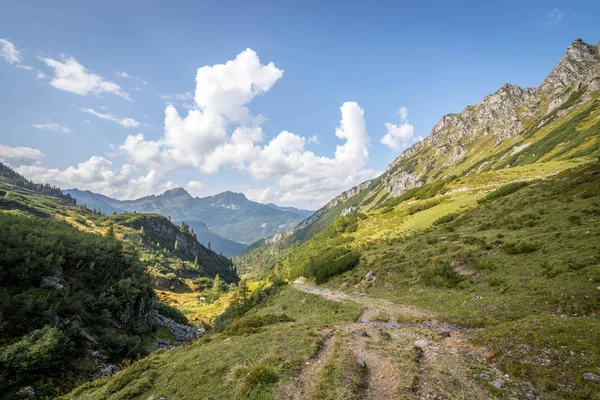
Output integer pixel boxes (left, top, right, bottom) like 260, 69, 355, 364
279, 329, 336, 400
287, 280, 525, 400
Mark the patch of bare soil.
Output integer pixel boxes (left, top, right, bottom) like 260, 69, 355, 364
278, 329, 336, 400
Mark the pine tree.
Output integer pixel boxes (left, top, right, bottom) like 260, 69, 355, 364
174, 240, 179, 250
212, 274, 225, 295
139, 226, 144, 235
208, 242, 211, 251
194, 256, 199, 267
106, 224, 114, 238
239, 279, 249, 304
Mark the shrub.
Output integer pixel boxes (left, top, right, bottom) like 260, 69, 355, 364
406, 197, 444, 215
421, 262, 464, 288
478, 181, 529, 204
433, 212, 458, 226
225, 314, 293, 336
153, 300, 188, 325
502, 241, 541, 255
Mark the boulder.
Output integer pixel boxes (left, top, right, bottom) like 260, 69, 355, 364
40, 276, 69, 296
16, 387, 35, 398
153, 311, 205, 341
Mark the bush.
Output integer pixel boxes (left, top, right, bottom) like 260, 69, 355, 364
433, 212, 458, 226
502, 241, 541, 255
153, 300, 188, 325
406, 197, 445, 215
225, 314, 294, 336
478, 181, 529, 204
421, 262, 464, 288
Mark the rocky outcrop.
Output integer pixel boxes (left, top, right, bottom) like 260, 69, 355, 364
265, 180, 373, 243
340, 206, 358, 217
384, 39, 600, 197
40, 276, 69, 296
152, 311, 205, 341
384, 170, 422, 197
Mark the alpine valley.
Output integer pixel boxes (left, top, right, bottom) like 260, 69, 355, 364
1, 37, 599, 400
64, 188, 313, 256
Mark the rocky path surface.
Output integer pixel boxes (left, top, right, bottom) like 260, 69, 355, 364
284, 280, 532, 400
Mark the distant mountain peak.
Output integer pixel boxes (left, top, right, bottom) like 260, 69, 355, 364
161, 187, 191, 198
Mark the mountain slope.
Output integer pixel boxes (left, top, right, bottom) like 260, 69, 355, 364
65, 188, 313, 253
242, 38, 600, 265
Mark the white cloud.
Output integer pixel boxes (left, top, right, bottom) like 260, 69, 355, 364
115, 70, 147, 85
397, 106, 408, 120
15, 155, 173, 199
187, 180, 205, 196
380, 106, 415, 150
543, 8, 564, 25
245, 187, 276, 204
0, 38, 21, 64
121, 48, 283, 170
82, 108, 139, 127
118, 49, 376, 208
0, 38, 35, 71
0, 144, 45, 166
33, 123, 70, 133
39, 56, 131, 100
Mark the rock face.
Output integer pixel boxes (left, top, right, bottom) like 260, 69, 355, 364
264, 180, 373, 243
383, 38, 600, 197
152, 311, 205, 341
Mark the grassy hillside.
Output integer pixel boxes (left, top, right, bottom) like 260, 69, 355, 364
61, 283, 361, 400
282, 161, 600, 398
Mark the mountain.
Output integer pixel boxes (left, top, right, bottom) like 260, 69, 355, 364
65, 188, 313, 255
251, 38, 600, 254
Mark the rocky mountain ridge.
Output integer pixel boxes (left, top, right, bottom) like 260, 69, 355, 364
66, 188, 313, 253
259, 38, 600, 248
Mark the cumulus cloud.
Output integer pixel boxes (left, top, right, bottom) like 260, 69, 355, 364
380, 106, 415, 150
33, 122, 70, 133
118, 49, 376, 208
307, 135, 320, 144
15, 155, 173, 199
82, 108, 139, 127
245, 187, 276, 204
39, 56, 131, 100
187, 180, 205, 196
543, 8, 564, 25
0, 144, 45, 166
121, 48, 283, 170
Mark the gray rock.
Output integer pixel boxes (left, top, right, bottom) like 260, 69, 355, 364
16, 387, 35, 398
40, 276, 69, 296
90, 350, 107, 360
96, 364, 119, 379
365, 270, 376, 282
473, 373, 490, 379
154, 339, 174, 350
490, 379, 505, 389
153, 311, 205, 341
414, 339, 429, 347
583, 372, 600, 383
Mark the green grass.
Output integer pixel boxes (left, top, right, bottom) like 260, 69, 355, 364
309, 338, 368, 400
320, 162, 600, 398
62, 285, 360, 399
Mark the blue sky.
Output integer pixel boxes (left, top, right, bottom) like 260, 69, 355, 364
1, 0, 599, 208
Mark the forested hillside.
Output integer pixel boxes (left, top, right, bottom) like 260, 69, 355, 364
0, 165, 238, 398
